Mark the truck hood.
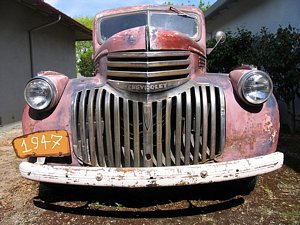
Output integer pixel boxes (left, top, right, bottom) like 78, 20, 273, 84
94, 25, 203, 59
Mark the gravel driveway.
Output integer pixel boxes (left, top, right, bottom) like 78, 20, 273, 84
0, 122, 299, 224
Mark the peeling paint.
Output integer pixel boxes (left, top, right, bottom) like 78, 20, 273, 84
19, 152, 283, 187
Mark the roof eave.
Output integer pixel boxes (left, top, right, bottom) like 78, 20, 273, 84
204, 0, 234, 21
20, 0, 92, 41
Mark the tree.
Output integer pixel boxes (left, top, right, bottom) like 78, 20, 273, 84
164, 0, 211, 11
75, 17, 94, 77
199, 0, 211, 12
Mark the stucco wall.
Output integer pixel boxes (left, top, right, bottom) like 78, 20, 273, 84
0, 1, 76, 125
31, 23, 76, 76
206, 0, 300, 37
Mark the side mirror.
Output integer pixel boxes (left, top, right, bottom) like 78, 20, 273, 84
207, 31, 226, 55
215, 31, 226, 44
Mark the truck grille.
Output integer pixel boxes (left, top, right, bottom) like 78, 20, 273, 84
72, 84, 225, 167
107, 51, 191, 82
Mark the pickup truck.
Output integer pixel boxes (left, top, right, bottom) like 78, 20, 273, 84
13, 5, 283, 191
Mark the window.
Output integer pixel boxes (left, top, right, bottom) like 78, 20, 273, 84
99, 11, 199, 43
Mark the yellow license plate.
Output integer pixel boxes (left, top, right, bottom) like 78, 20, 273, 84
12, 130, 70, 159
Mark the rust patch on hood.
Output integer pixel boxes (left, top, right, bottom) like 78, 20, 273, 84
149, 27, 204, 54
94, 26, 146, 59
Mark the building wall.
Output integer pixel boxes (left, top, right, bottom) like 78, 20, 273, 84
0, 1, 76, 125
206, 0, 300, 37
31, 23, 76, 76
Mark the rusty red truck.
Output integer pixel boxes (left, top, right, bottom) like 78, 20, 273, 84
13, 5, 283, 190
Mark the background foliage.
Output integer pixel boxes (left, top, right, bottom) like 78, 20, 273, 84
207, 26, 300, 132
75, 16, 94, 77
164, 0, 211, 11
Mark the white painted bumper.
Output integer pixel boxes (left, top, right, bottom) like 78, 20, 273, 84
19, 152, 283, 187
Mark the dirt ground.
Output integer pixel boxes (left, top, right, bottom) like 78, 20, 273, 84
0, 122, 299, 225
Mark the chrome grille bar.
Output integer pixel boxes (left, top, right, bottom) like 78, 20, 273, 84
133, 101, 140, 167
114, 96, 121, 167
72, 84, 226, 168
72, 92, 80, 159
143, 103, 153, 167
107, 69, 191, 78
185, 89, 192, 165
95, 89, 105, 166
88, 89, 97, 166
156, 101, 163, 167
107, 51, 191, 83
79, 89, 90, 164
104, 92, 114, 166
108, 51, 190, 58
219, 90, 226, 155
107, 59, 190, 68
123, 99, 130, 167
165, 98, 172, 166
201, 85, 208, 163
193, 87, 201, 164
175, 95, 182, 166
209, 85, 216, 159
198, 54, 206, 68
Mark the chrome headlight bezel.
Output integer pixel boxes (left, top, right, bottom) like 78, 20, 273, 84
24, 76, 57, 110
237, 70, 273, 105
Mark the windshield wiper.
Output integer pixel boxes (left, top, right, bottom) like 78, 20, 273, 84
169, 6, 194, 18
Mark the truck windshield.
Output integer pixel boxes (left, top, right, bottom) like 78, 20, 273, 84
150, 13, 197, 38
99, 12, 198, 42
100, 13, 147, 41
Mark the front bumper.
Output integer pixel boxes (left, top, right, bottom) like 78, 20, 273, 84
20, 152, 283, 187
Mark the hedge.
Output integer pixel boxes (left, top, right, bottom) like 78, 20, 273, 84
207, 26, 300, 133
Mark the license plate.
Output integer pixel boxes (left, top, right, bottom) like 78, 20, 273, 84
12, 130, 70, 159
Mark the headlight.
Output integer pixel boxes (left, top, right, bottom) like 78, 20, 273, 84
238, 70, 273, 105
24, 77, 56, 110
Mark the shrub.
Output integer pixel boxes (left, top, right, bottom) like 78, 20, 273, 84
207, 25, 300, 133
77, 46, 94, 77
75, 17, 94, 77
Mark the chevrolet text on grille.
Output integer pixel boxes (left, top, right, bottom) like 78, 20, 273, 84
126, 83, 167, 91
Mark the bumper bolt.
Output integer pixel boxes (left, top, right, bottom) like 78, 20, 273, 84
96, 173, 103, 181
200, 170, 208, 178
